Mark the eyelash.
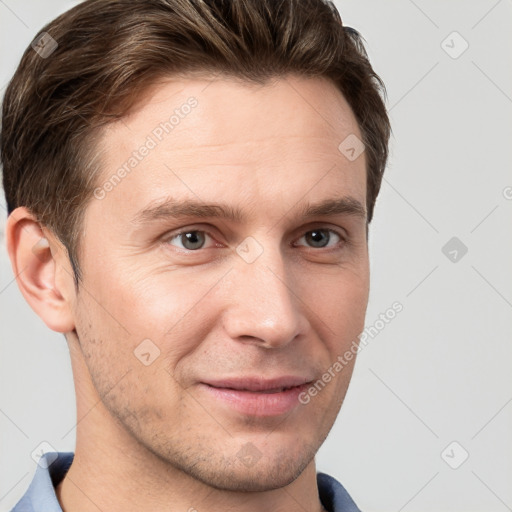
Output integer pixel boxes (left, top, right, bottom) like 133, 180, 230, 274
163, 226, 347, 252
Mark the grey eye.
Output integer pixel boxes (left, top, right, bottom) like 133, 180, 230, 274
298, 229, 341, 249
170, 231, 208, 250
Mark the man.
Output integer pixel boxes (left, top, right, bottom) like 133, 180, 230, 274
1, 0, 390, 510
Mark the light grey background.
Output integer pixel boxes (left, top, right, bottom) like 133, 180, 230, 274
1, 1, 511, 511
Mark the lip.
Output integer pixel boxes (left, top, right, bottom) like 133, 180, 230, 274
199, 376, 312, 417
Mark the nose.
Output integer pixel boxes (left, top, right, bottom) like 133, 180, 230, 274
221, 244, 308, 349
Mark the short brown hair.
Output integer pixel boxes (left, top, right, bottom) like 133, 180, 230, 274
1, 0, 390, 282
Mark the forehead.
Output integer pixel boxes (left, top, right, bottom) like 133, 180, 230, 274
91, 74, 366, 223
108, 73, 360, 140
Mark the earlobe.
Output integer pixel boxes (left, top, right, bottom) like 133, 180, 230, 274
6, 207, 76, 333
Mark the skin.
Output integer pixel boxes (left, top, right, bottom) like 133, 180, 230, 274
7, 74, 369, 512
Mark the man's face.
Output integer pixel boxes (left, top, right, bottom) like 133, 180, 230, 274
70, 75, 369, 491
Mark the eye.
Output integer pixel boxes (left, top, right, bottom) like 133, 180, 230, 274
167, 230, 213, 251
295, 229, 343, 249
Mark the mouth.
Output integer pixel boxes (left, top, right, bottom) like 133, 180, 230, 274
199, 377, 312, 417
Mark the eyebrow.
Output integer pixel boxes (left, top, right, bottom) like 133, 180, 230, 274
131, 196, 367, 225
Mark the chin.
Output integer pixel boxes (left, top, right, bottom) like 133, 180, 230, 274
192, 454, 314, 492
154, 436, 319, 492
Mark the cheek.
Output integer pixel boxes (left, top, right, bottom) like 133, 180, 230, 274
309, 268, 368, 401
315, 265, 369, 336
81, 258, 215, 337
73, 293, 184, 427
73, 265, 228, 393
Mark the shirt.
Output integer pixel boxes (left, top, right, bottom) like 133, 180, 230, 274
10, 452, 362, 512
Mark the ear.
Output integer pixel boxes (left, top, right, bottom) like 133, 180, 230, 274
5, 207, 76, 333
